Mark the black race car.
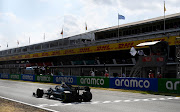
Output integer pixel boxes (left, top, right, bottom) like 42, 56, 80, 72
33, 83, 92, 103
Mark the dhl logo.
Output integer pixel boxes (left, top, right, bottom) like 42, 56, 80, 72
79, 47, 91, 53
11, 56, 17, 59
18, 55, 22, 59
32, 54, 39, 57
175, 40, 180, 44
64, 49, 75, 54
96, 45, 110, 51
51, 51, 61, 56
118, 42, 134, 49
25, 55, 30, 58
42, 52, 49, 57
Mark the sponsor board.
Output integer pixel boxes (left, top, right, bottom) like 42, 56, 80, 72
158, 78, 180, 94
35, 75, 53, 83
10, 74, 21, 80
77, 76, 109, 88
53, 76, 77, 85
110, 78, 158, 92
0, 36, 178, 62
21, 74, 35, 81
0, 74, 9, 79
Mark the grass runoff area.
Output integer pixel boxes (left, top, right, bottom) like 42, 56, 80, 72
0, 79, 179, 112
0, 98, 48, 112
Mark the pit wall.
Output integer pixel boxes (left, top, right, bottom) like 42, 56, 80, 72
0, 74, 179, 94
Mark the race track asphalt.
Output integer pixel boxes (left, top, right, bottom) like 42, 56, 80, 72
0, 79, 180, 112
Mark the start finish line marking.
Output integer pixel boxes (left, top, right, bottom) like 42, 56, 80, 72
37, 97, 180, 107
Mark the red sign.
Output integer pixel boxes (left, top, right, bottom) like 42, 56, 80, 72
37, 62, 44, 66
30, 63, 37, 66
142, 57, 152, 62
44, 62, 53, 66
157, 57, 164, 62
26, 64, 31, 67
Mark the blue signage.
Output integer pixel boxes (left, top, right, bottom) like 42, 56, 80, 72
0, 73, 9, 79
110, 78, 158, 92
53, 76, 77, 85
21, 74, 35, 81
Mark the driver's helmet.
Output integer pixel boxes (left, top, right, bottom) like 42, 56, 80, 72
61, 82, 67, 88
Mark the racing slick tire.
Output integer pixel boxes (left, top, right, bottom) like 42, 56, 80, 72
82, 91, 92, 102
62, 93, 72, 103
36, 88, 44, 98
84, 86, 90, 92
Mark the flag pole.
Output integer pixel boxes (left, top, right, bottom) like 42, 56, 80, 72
29, 37, 30, 45
85, 22, 87, 32
164, 1, 166, 34
118, 13, 119, 40
44, 33, 45, 41
61, 28, 63, 39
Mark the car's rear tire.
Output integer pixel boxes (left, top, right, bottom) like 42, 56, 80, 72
82, 91, 92, 102
36, 88, 44, 98
84, 86, 90, 92
62, 93, 72, 103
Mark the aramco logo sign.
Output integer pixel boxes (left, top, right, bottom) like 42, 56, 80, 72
115, 79, 150, 88
0, 74, 9, 79
22, 75, 34, 81
166, 81, 180, 90
80, 78, 105, 85
37, 75, 51, 82
56, 77, 74, 84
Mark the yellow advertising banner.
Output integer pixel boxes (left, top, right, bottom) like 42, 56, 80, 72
0, 36, 178, 61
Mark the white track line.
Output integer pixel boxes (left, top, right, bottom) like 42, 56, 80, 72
0, 95, 59, 112
114, 100, 122, 103
35, 97, 180, 107
91, 101, 99, 104
102, 101, 111, 103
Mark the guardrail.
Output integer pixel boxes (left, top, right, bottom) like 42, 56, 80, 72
0, 73, 179, 94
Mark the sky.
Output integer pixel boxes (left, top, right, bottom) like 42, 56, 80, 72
0, 0, 180, 50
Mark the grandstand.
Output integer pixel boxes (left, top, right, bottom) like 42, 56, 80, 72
0, 13, 180, 78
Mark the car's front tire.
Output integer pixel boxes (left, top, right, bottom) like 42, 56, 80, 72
62, 93, 72, 103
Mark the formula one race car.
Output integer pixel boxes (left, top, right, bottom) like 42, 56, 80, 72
33, 83, 92, 103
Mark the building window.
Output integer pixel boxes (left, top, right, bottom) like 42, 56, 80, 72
22, 47, 27, 52
35, 45, 41, 50
29, 46, 34, 51
43, 43, 49, 49
50, 42, 58, 48
17, 48, 21, 53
